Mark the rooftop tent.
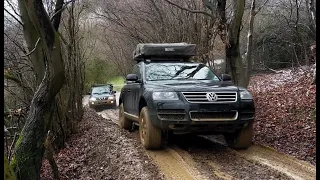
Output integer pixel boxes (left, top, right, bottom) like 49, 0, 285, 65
133, 43, 197, 61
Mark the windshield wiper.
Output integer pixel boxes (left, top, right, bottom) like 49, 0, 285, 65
148, 79, 172, 81
195, 78, 212, 80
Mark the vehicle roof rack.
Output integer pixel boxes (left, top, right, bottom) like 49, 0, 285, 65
133, 43, 197, 62
91, 84, 113, 87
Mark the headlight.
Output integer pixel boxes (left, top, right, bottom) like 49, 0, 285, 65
108, 96, 115, 100
152, 92, 179, 100
240, 90, 253, 99
89, 97, 96, 101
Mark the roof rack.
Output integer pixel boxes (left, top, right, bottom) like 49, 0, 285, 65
91, 84, 113, 87
133, 43, 197, 62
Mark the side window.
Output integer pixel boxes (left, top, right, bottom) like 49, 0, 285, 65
132, 65, 141, 79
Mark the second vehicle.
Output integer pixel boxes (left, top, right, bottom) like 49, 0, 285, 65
88, 84, 117, 110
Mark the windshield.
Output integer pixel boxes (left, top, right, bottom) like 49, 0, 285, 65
92, 86, 111, 95
145, 63, 220, 81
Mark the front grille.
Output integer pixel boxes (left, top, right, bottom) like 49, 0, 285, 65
97, 97, 108, 100
182, 92, 237, 103
158, 109, 185, 114
190, 111, 238, 121
157, 109, 186, 120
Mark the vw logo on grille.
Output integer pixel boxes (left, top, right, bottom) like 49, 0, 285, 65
206, 92, 218, 102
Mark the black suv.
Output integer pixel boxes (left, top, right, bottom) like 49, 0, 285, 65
119, 43, 255, 150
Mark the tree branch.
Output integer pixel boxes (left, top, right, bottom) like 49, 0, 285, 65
52, 0, 65, 31
22, 38, 40, 57
202, 0, 216, 11
4, 87, 29, 106
4, 8, 23, 26
51, 0, 77, 31
163, 0, 214, 18
5, 0, 21, 18
254, 0, 269, 15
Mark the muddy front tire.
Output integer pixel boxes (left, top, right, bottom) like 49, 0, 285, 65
112, 102, 117, 108
224, 122, 253, 149
89, 104, 96, 111
139, 107, 162, 149
119, 103, 132, 130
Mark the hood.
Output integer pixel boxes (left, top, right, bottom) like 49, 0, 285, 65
91, 93, 113, 98
145, 80, 239, 92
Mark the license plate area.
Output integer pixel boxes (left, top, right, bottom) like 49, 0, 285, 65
198, 104, 232, 111
189, 111, 238, 121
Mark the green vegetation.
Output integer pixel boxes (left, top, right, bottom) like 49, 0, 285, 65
4, 154, 16, 180
108, 76, 125, 85
108, 76, 125, 91
84, 58, 119, 93
84, 57, 126, 93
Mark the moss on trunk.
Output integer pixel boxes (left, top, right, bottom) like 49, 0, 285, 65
5, 154, 16, 180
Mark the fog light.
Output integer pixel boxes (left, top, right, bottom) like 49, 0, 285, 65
92, 102, 94, 104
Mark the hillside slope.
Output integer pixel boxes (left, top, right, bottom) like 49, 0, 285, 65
248, 67, 316, 165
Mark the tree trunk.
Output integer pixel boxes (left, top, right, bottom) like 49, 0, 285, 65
12, 0, 65, 179
311, 44, 316, 84
313, 64, 316, 84
44, 131, 60, 179
225, 0, 246, 87
307, 0, 316, 30
244, 0, 256, 87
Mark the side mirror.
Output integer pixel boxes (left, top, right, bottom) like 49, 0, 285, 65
221, 74, 232, 81
126, 74, 138, 82
113, 91, 117, 94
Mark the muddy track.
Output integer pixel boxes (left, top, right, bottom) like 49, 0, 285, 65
83, 96, 316, 180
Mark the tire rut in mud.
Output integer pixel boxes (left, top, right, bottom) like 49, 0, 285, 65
93, 102, 316, 180
83, 108, 165, 179
171, 135, 291, 180
235, 145, 316, 180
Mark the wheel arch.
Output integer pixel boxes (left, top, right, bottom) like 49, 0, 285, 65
119, 97, 123, 105
138, 97, 147, 114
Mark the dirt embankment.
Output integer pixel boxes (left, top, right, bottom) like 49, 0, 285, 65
41, 108, 165, 180
248, 68, 316, 165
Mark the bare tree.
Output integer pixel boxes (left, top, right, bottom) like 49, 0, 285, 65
12, 0, 65, 179
306, 0, 316, 30
244, 0, 269, 87
311, 44, 316, 84
162, 0, 248, 86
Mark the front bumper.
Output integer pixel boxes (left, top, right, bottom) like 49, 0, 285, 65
89, 99, 116, 107
147, 99, 255, 134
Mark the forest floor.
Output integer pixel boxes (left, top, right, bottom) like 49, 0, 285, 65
41, 66, 316, 179
248, 66, 316, 165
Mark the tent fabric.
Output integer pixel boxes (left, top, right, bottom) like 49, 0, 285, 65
133, 43, 197, 61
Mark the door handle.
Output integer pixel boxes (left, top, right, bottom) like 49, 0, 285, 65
127, 89, 131, 92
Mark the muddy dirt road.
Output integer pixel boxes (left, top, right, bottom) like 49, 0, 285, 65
83, 96, 316, 180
